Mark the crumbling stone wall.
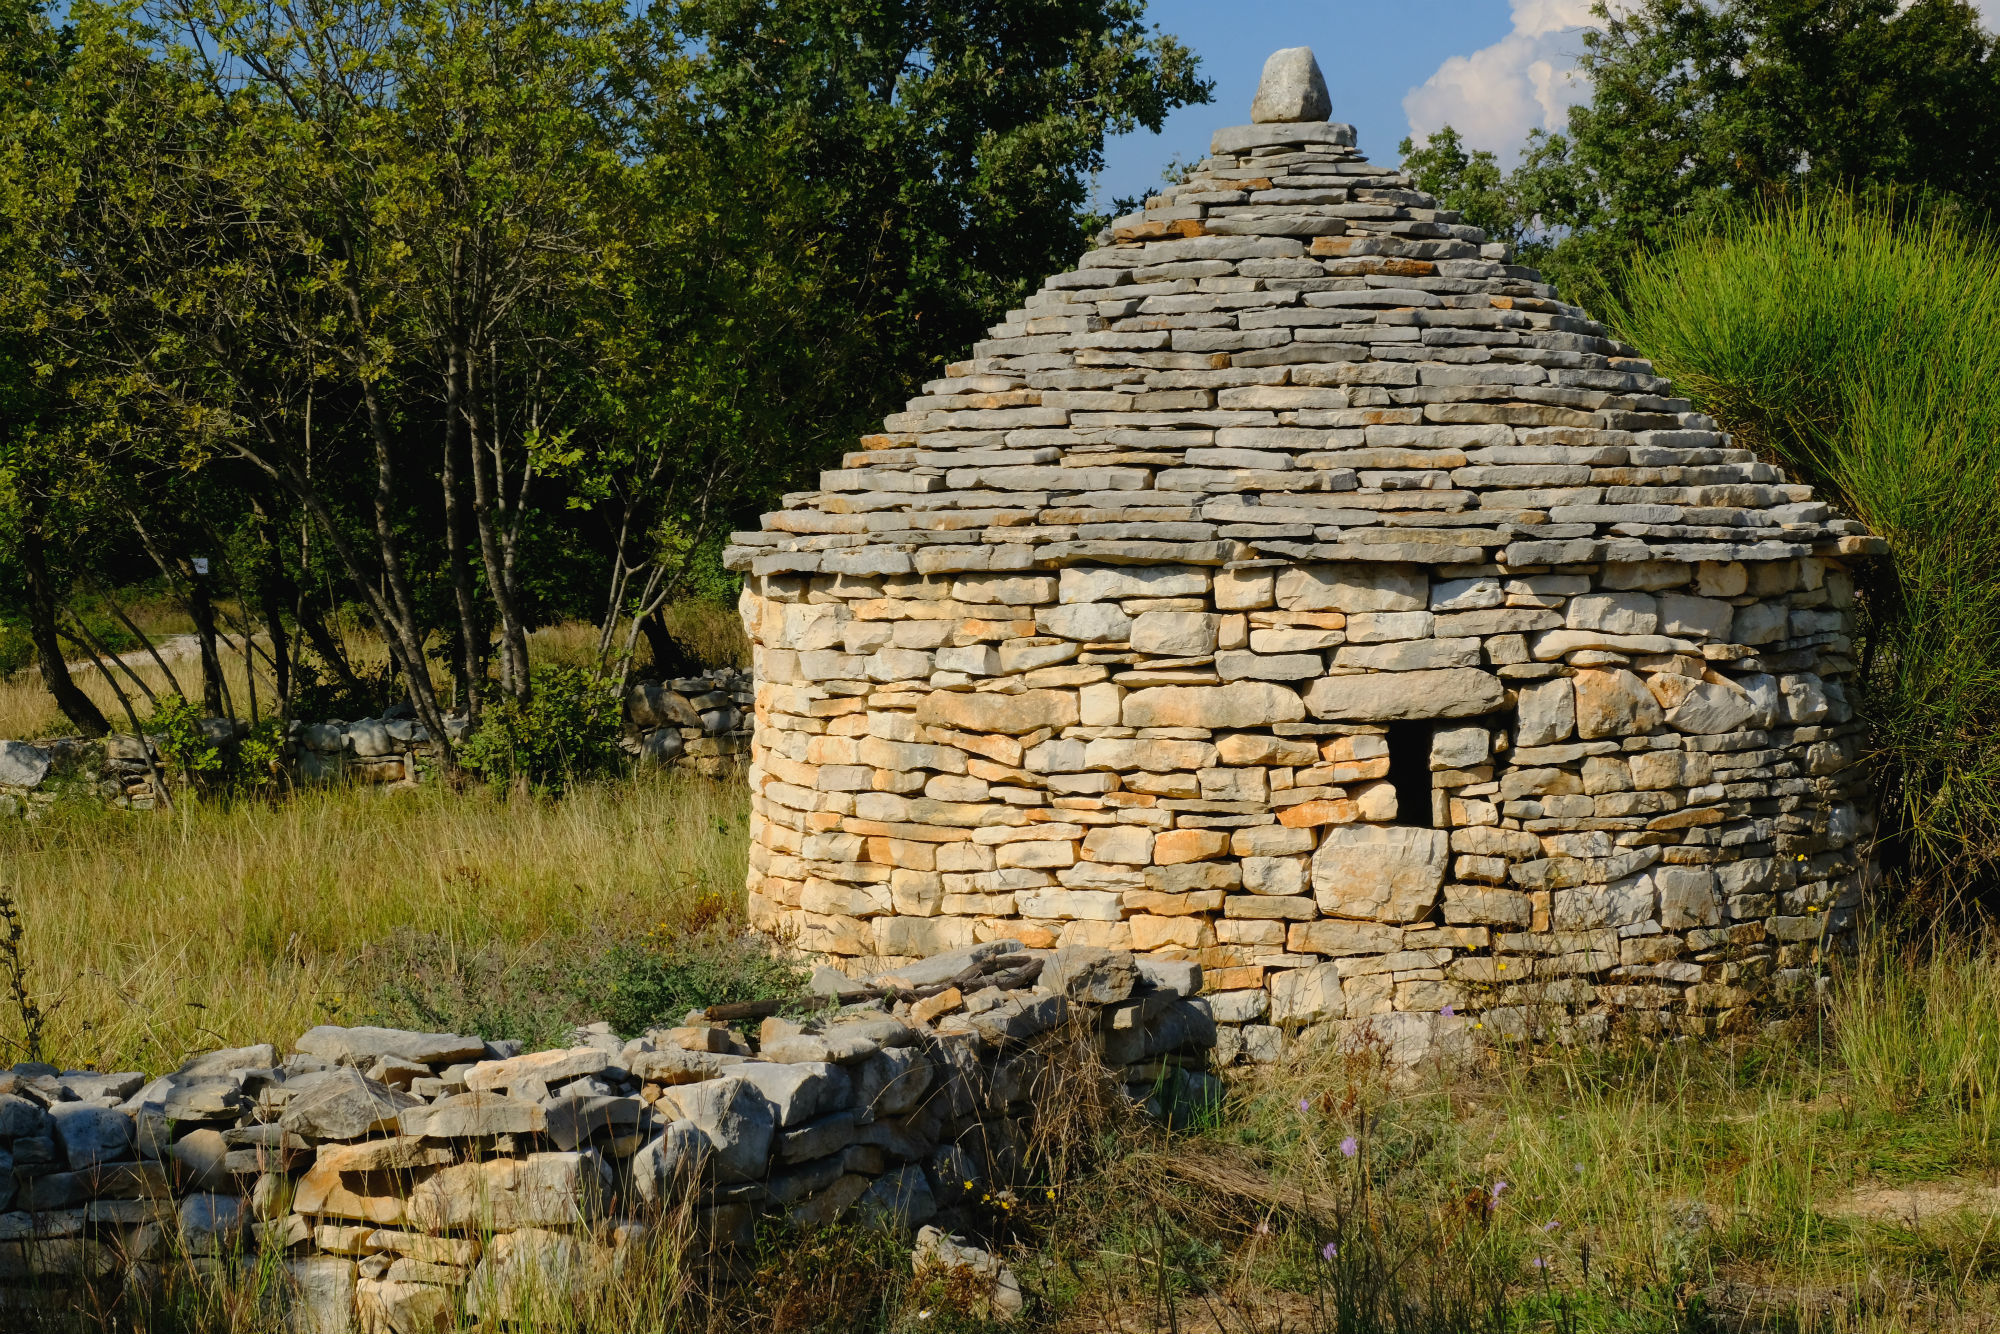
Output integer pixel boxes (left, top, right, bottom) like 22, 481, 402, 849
0, 943, 1208, 1326
726, 48, 1881, 1066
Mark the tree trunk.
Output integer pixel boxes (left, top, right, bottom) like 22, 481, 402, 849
441, 346, 485, 724
250, 500, 293, 711
293, 582, 363, 697
186, 558, 228, 716
20, 523, 109, 737
464, 360, 532, 703
351, 377, 453, 761
638, 611, 696, 679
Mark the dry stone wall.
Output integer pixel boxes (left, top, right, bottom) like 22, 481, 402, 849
726, 49, 1883, 1066
0, 671, 752, 813
0, 943, 1209, 1326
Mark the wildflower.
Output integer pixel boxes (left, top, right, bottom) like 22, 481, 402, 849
964, 1181, 975, 1190
1322, 1242, 1338, 1261
1441, 1004, 1455, 1017
1541, 1219, 1561, 1232
1299, 1098, 1311, 1113
1531, 1257, 1548, 1270
1255, 1219, 1271, 1236
1489, 1181, 1509, 1209
1339, 1136, 1358, 1158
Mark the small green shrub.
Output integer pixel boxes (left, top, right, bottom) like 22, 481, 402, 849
144, 695, 287, 797
147, 694, 229, 787
459, 665, 624, 795
605, 922, 809, 1036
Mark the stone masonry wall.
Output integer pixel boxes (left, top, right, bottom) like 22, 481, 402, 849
0, 943, 1211, 1327
738, 555, 1872, 1067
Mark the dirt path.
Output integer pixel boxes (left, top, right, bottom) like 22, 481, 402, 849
69, 633, 203, 675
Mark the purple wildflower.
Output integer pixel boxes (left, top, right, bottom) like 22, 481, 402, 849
1339, 1136, 1358, 1158
1299, 1098, 1311, 1114
1531, 1256, 1548, 1270
1322, 1242, 1338, 1261
1441, 1004, 1455, 1017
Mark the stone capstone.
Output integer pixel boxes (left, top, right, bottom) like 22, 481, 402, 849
1250, 46, 1332, 123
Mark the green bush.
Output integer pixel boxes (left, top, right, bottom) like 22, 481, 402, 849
459, 666, 625, 795
1609, 198, 2000, 893
605, 923, 810, 1037
0, 621, 33, 678
145, 694, 287, 796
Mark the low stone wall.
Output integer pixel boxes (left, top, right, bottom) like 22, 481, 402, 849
0, 942, 1213, 1326
0, 670, 753, 813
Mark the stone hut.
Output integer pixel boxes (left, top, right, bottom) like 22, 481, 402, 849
725, 48, 1881, 1063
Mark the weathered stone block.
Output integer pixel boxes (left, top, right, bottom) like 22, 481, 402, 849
1312, 826, 1448, 922
1304, 668, 1504, 720
916, 689, 1079, 735
1122, 682, 1306, 728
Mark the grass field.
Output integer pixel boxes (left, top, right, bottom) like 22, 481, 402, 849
0, 775, 749, 1074
3, 768, 1998, 1331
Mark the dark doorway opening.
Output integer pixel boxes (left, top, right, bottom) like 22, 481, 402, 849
1385, 721, 1435, 828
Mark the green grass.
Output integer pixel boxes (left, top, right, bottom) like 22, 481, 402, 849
0, 773, 753, 1072
1607, 197, 2000, 893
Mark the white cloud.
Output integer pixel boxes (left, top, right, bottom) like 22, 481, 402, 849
1401, 0, 1616, 164
1408, 0, 1997, 165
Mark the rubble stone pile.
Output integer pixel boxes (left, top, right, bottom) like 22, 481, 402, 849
0, 942, 1207, 1325
727, 48, 1882, 1063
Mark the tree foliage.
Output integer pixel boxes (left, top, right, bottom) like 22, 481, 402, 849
0, 0, 1210, 748
1401, 0, 2000, 298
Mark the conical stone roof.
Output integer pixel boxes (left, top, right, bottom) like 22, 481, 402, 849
724, 55, 1881, 584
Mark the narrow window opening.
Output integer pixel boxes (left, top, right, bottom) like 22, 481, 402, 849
1385, 721, 1435, 828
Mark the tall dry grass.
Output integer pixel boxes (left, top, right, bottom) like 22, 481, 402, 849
0, 774, 748, 1074
0, 636, 292, 742
1609, 198, 2000, 890
1040, 930, 2000, 1332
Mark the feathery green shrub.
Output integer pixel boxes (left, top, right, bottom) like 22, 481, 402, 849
1609, 198, 2000, 894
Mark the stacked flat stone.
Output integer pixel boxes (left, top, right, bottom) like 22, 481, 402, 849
623, 669, 755, 776
0, 943, 1209, 1325
726, 48, 1881, 1062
